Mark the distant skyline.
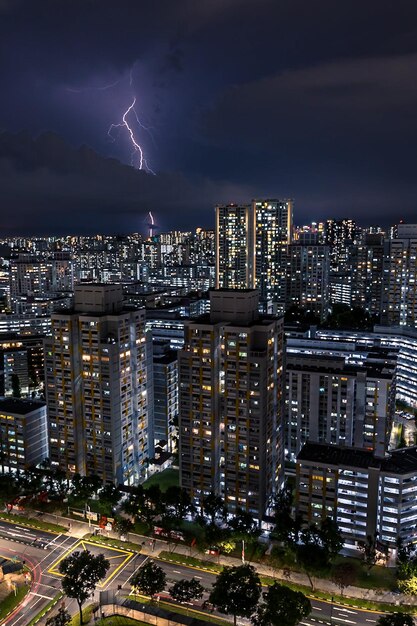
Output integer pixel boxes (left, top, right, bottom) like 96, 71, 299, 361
1, 1, 417, 234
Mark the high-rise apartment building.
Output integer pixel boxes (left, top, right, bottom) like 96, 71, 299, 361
45, 284, 153, 485
215, 200, 293, 311
285, 353, 396, 461
285, 244, 330, 321
253, 200, 293, 309
381, 224, 417, 328
153, 347, 178, 452
350, 234, 384, 316
215, 204, 252, 290
325, 219, 357, 272
178, 289, 284, 519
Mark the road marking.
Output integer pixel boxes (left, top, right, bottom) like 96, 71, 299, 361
48, 539, 134, 587
44, 533, 62, 550
331, 617, 356, 624
365, 620, 377, 623
29, 591, 54, 600
173, 570, 181, 573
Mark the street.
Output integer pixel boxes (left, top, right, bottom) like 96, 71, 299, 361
0, 519, 388, 626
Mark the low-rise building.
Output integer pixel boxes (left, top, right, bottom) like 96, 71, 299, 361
0, 398, 48, 471
296, 442, 417, 550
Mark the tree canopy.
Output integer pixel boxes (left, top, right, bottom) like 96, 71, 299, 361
209, 564, 262, 626
59, 550, 109, 625
252, 582, 311, 626
131, 560, 166, 598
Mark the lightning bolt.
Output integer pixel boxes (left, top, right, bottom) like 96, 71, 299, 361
108, 97, 156, 175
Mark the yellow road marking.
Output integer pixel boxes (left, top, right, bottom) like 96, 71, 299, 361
48, 539, 134, 587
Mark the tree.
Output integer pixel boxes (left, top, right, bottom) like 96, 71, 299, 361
377, 614, 414, 626
319, 518, 343, 561
163, 486, 194, 522
99, 484, 121, 508
228, 509, 261, 543
331, 562, 357, 595
11, 373, 21, 398
113, 516, 134, 538
209, 564, 261, 626
59, 550, 109, 625
170, 578, 204, 605
131, 560, 166, 598
201, 492, 227, 525
71, 473, 102, 501
397, 559, 417, 596
296, 543, 328, 589
358, 533, 381, 573
271, 484, 302, 550
45, 607, 71, 626
252, 582, 311, 626
124, 484, 163, 527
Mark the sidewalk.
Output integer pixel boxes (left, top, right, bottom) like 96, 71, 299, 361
38, 510, 417, 607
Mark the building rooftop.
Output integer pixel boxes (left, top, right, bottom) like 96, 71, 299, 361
286, 353, 395, 379
298, 442, 417, 475
0, 398, 46, 416
153, 350, 178, 365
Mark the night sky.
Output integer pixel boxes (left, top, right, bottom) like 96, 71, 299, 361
1, 0, 417, 234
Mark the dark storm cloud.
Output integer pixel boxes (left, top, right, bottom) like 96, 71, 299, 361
0, 131, 251, 235
1, 0, 417, 232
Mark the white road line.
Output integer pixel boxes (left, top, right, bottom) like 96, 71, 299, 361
29, 591, 54, 600
331, 617, 356, 624
44, 533, 62, 550
102, 554, 135, 591
123, 555, 149, 588
173, 570, 181, 573
312, 606, 322, 610
365, 620, 377, 623
9, 597, 42, 626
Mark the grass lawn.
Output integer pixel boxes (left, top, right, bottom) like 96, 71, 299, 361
0, 585, 29, 623
0, 511, 66, 534
129, 593, 230, 625
70, 603, 98, 625
268, 547, 397, 591
96, 618, 150, 625
158, 550, 222, 572
85, 533, 142, 554
142, 469, 179, 492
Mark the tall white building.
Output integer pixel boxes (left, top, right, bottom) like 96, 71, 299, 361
45, 284, 153, 485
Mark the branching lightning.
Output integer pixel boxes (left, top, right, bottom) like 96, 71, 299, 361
107, 70, 156, 175
67, 66, 156, 175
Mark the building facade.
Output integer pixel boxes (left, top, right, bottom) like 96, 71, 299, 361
215, 200, 293, 312
178, 289, 284, 519
45, 284, 153, 485
297, 442, 417, 550
0, 399, 48, 472
285, 353, 396, 461
285, 244, 330, 321
381, 224, 417, 328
